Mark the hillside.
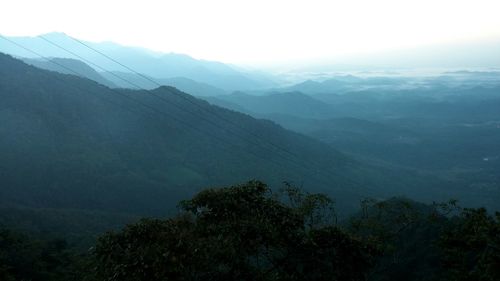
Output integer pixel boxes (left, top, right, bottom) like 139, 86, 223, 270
204, 86, 500, 211
205, 91, 335, 118
2, 53, 431, 217
281, 76, 411, 95
100, 71, 228, 96
22, 57, 116, 88
22, 57, 230, 96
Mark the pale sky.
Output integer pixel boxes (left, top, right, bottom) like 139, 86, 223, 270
1, 0, 500, 65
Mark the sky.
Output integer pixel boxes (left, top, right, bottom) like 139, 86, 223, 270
1, 0, 500, 66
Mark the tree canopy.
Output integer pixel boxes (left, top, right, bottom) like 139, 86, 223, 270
92, 181, 378, 281
1, 181, 498, 281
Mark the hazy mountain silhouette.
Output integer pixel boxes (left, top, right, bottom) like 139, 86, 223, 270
100, 71, 228, 96
21, 56, 229, 96
282, 76, 411, 95
1, 33, 278, 91
22, 57, 116, 88
205, 91, 335, 118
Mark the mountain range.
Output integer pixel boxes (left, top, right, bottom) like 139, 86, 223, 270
0, 48, 499, 243
2, 52, 446, 218
0, 32, 278, 91
204, 91, 335, 118
21, 57, 116, 88
203, 85, 500, 211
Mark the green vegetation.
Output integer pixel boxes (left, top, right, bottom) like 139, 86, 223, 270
439, 208, 500, 281
1, 52, 447, 220
0, 229, 83, 281
2, 181, 499, 281
208, 84, 500, 211
92, 181, 376, 281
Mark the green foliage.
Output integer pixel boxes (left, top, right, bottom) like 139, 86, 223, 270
0, 206, 139, 250
347, 198, 449, 281
0, 229, 84, 281
92, 181, 378, 281
1, 182, 500, 281
440, 208, 500, 281
280, 181, 337, 229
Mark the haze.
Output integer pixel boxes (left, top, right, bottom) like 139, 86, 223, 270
2, 0, 500, 66
2, 0, 500, 279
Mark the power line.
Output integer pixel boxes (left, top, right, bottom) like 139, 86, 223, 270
39, 35, 147, 91
39, 35, 254, 145
0, 35, 248, 156
66, 35, 306, 162
39, 35, 309, 169
0, 35, 317, 183
0, 35, 144, 116
65, 35, 347, 187
1, 35, 355, 192
50, 35, 331, 176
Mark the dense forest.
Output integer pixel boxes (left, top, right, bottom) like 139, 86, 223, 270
1, 181, 499, 281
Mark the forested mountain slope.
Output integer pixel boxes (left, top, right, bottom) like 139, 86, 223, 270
0, 53, 437, 217
22, 57, 116, 88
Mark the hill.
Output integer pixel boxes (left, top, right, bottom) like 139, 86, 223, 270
2, 52, 499, 246
281, 76, 411, 95
23, 58, 230, 96
22, 57, 116, 88
204, 86, 500, 211
100, 71, 228, 96
1, 52, 434, 217
205, 91, 335, 118
1, 32, 277, 91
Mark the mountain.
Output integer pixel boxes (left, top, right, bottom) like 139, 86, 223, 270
281, 76, 412, 95
200, 96, 250, 114
265, 115, 410, 138
157, 77, 227, 97
201, 79, 500, 212
100, 71, 228, 96
21, 57, 116, 88
25, 58, 229, 96
205, 91, 335, 118
2, 52, 442, 217
278, 68, 500, 98
2, 52, 499, 243
0, 32, 277, 91
252, 90, 500, 212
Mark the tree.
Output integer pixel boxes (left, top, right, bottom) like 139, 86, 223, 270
0, 229, 81, 281
439, 208, 500, 281
91, 181, 378, 281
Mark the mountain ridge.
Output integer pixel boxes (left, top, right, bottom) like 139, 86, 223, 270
21, 57, 117, 88
0, 32, 278, 91
1, 53, 392, 215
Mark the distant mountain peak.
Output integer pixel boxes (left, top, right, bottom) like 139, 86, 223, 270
0, 34, 279, 92
21, 56, 116, 88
